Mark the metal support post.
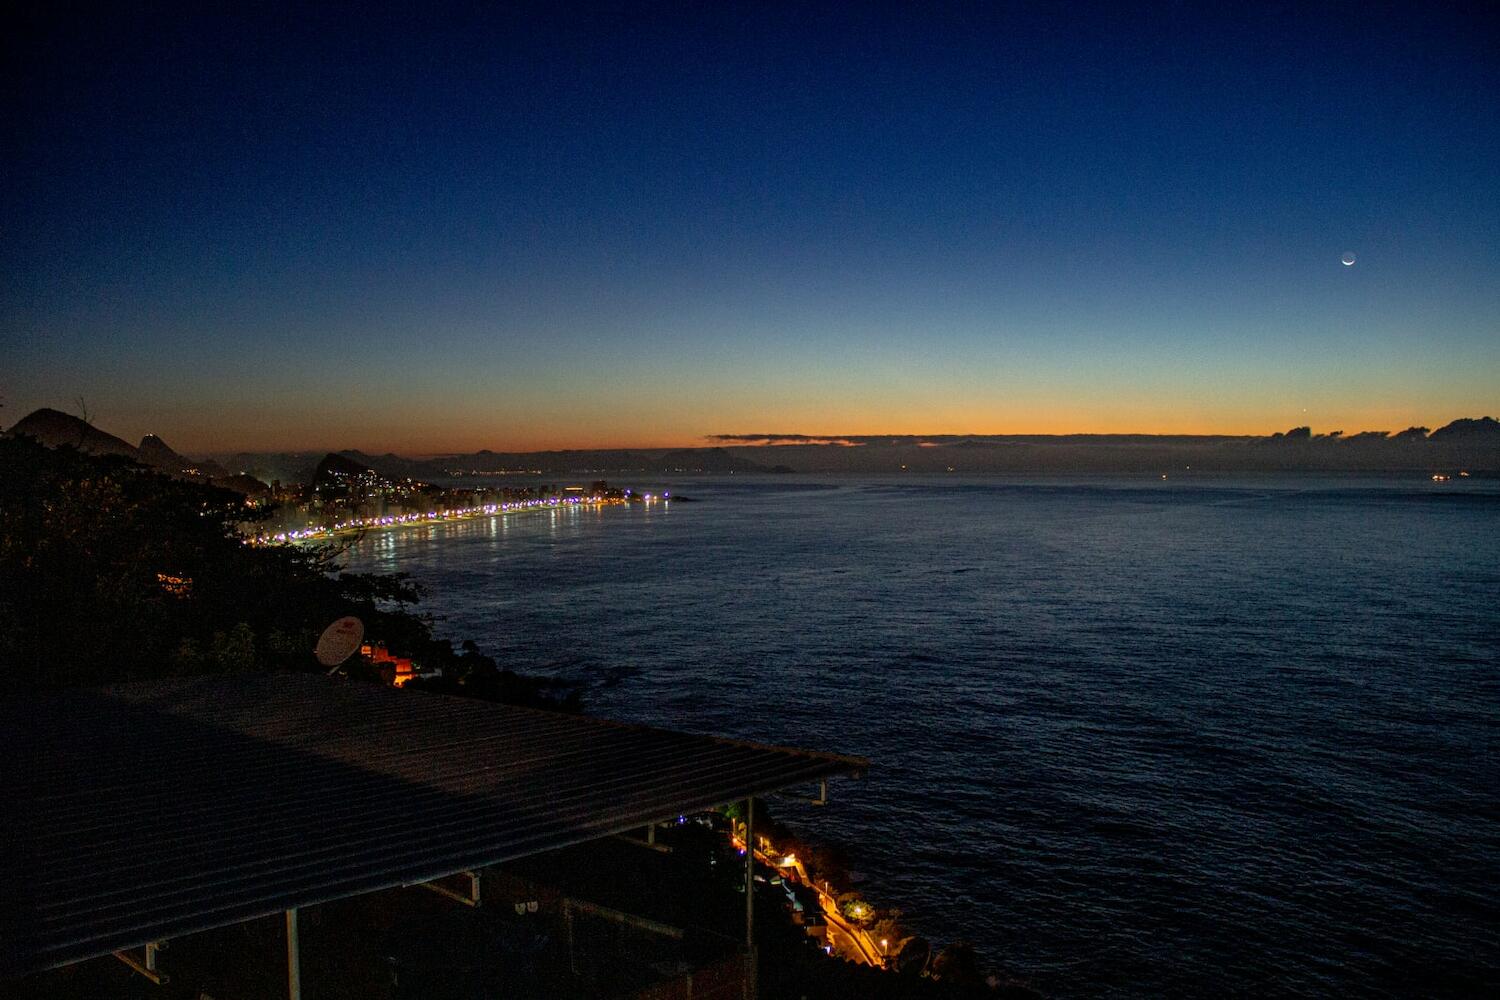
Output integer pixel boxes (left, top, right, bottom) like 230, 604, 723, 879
744, 796, 756, 1000
611, 828, 672, 853
286, 908, 301, 1000
565, 902, 577, 975
562, 897, 684, 939
417, 870, 482, 906
113, 940, 169, 985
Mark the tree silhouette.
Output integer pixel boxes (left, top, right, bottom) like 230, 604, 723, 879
0, 435, 573, 709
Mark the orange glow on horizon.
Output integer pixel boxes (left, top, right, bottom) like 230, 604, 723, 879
196, 406, 1481, 454
33, 388, 1493, 455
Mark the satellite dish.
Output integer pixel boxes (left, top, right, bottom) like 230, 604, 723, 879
1341, 252, 1356, 266
316, 616, 365, 669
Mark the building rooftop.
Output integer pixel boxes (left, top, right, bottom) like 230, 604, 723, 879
2, 674, 863, 976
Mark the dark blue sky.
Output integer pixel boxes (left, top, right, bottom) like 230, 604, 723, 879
5, 3, 1496, 451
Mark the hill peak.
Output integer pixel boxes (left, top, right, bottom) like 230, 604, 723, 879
5, 408, 138, 458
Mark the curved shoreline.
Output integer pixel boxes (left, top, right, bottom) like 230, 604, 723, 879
249, 495, 643, 545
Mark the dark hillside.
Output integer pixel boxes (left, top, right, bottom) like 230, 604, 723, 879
0, 435, 572, 711
5, 408, 138, 458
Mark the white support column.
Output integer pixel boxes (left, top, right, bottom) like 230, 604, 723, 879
744, 796, 756, 1000
113, 940, 169, 985
418, 870, 482, 907
286, 908, 301, 1000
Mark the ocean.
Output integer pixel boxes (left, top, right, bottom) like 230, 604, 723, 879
342, 474, 1500, 998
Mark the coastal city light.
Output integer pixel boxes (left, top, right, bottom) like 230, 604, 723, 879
248, 493, 657, 546
7, 4, 1497, 997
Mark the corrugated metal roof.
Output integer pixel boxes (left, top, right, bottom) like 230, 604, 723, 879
1, 674, 864, 976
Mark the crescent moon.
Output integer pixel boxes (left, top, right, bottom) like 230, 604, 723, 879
1341, 253, 1356, 266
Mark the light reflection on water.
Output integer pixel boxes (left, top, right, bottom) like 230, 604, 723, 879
343, 476, 1500, 998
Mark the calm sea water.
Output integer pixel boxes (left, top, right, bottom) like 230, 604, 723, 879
344, 475, 1500, 998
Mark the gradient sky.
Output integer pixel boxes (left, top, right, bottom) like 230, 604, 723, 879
4, 3, 1497, 453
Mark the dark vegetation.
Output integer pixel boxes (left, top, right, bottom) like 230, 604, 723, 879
0, 434, 575, 708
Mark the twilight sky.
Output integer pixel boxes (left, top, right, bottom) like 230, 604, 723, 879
4, 3, 1497, 453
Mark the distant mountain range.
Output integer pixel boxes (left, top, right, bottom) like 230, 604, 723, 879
7, 407, 1499, 480
7, 408, 141, 459
336, 446, 780, 481
4, 408, 264, 495
699, 420, 1500, 474
199, 445, 782, 486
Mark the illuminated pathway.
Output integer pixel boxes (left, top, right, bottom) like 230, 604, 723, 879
733, 834, 888, 968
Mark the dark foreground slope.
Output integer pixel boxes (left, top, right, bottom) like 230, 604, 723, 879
0, 434, 571, 708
